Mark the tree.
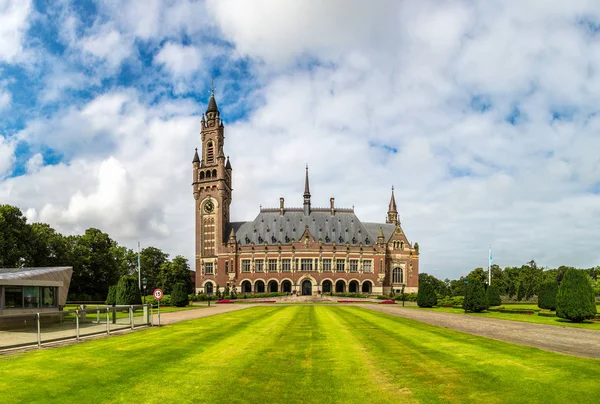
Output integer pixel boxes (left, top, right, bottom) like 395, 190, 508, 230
105, 285, 117, 305
486, 285, 501, 307
463, 279, 488, 312
116, 275, 142, 305
0, 205, 32, 267
159, 255, 192, 294
467, 268, 487, 285
537, 281, 558, 311
27, 223, 69, 267
67, 228, 122, 301
170, 282, 189, 307
516, 282, 524, 301
140, 246, 169, 292
556, 269, 597, 322
419, 273, 449, 297
416, 282, 437, 308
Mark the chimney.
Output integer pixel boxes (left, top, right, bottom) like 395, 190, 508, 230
280, 197, 284, 215
330, 198, 335, 216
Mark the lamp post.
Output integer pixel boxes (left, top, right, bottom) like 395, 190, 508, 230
401, 283, 406, 307
142, 278, 147, 304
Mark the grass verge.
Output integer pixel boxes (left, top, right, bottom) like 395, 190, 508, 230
1, 306, 599, 403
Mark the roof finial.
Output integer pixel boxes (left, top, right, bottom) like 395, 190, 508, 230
211, 77, 215, 96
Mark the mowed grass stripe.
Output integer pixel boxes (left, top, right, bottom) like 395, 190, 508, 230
336, 306, 600, 403
2, 306, 600, 404
0, 306, 284, 404
316, 306, 418, 403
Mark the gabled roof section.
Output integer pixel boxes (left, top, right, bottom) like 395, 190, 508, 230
231, 210, 382, 246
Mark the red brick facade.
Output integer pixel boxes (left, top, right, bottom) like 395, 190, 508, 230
192, 93, 419, 296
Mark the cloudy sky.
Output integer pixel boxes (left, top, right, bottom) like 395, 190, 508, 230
1, 0, 600, 279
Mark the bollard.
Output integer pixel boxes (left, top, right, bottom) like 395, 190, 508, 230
76, 310, 80, 341
106, 308, 110, 334
36, 313, 41, 348
130, 306, 134, 330
96, 306, 100, 323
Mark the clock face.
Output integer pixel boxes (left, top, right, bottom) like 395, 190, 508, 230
204, 200, 214, 213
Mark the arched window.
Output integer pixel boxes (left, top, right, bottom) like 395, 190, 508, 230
392, 267, 403, 284
200, 171, 205, 180
206, 141, 214, 164
400, 241, 404, 250
212, 169, 217, 177
206, 170, 211, 178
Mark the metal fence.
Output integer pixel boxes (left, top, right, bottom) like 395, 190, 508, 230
0, 305, 152, 351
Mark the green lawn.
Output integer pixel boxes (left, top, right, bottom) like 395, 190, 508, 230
1, 306, 599, 403
60, 304, 205, 320
408, 305, 600, 329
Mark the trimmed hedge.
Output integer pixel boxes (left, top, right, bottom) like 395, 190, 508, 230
556, 269, 597, 322
171, 283, 189, 307
463, 280, 488, 313
105, 285, 117, 305
437, 296, 464, 307
538, 281, 558, 311
486, 285, 502, 307
538, 312, 557, 318
417, 282, 437, 308
116, 276, 142, 305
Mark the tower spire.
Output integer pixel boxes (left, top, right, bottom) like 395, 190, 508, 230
387, 186, 399, 225
206, 81, 219, 114
303, 165, 311, 215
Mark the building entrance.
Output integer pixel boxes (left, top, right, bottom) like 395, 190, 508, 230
301, 280, 312, 296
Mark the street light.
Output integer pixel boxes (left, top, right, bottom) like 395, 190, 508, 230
401, 283, 406, 307
142, 278, 147, 304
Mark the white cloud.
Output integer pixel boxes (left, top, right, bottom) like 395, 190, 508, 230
5, 91, 200, 256
4, 0, 600, 280
0, 136, 15, 177
79, 24, 133, 69
154, 42, 202, 78
0, 89, 11, 109
0, 0, 31, 63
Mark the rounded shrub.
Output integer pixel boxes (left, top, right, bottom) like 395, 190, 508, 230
171, 282, 189, 307
486, 285, 502, 307
416, 282, 437, 308
105, 285, 117, 305
116, 275, 142, 305
537, 281, 558, 311
463, 280, 488, 313
556, 269, 597, 322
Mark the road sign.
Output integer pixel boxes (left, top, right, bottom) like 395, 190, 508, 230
153, 289, 163, 300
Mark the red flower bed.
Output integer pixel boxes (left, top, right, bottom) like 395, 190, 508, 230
338, 300, 364, 303
216, 299, 233, 304
379, 300, 396, 304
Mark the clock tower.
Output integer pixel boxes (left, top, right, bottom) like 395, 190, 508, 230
192, 89, 232, 283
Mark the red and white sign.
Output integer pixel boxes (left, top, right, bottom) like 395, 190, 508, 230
153, 289, 163, 300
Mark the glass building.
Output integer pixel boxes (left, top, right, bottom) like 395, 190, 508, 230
0, 267, 73, 315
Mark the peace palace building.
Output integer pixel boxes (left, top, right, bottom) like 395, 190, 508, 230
192, 92, 420, 296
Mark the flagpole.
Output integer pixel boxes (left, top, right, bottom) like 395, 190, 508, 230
488, 245, 492, 285
138, 241, 141, 291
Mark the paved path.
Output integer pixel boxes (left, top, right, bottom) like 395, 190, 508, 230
356, 305, 600, 359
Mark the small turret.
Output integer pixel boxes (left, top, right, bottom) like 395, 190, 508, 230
303, 165, 311, 216
386, 186, 399, 225
192, 148, 200, 165
377, 227, 385, 245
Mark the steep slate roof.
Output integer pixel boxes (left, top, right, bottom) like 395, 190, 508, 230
0, 266, 72, 279
230, 210, 395, 246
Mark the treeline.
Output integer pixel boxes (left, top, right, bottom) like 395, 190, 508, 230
0, 204, 193, 301
420, 260, 600, 299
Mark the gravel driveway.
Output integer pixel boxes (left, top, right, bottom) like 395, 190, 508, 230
357, 304, 600, 359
